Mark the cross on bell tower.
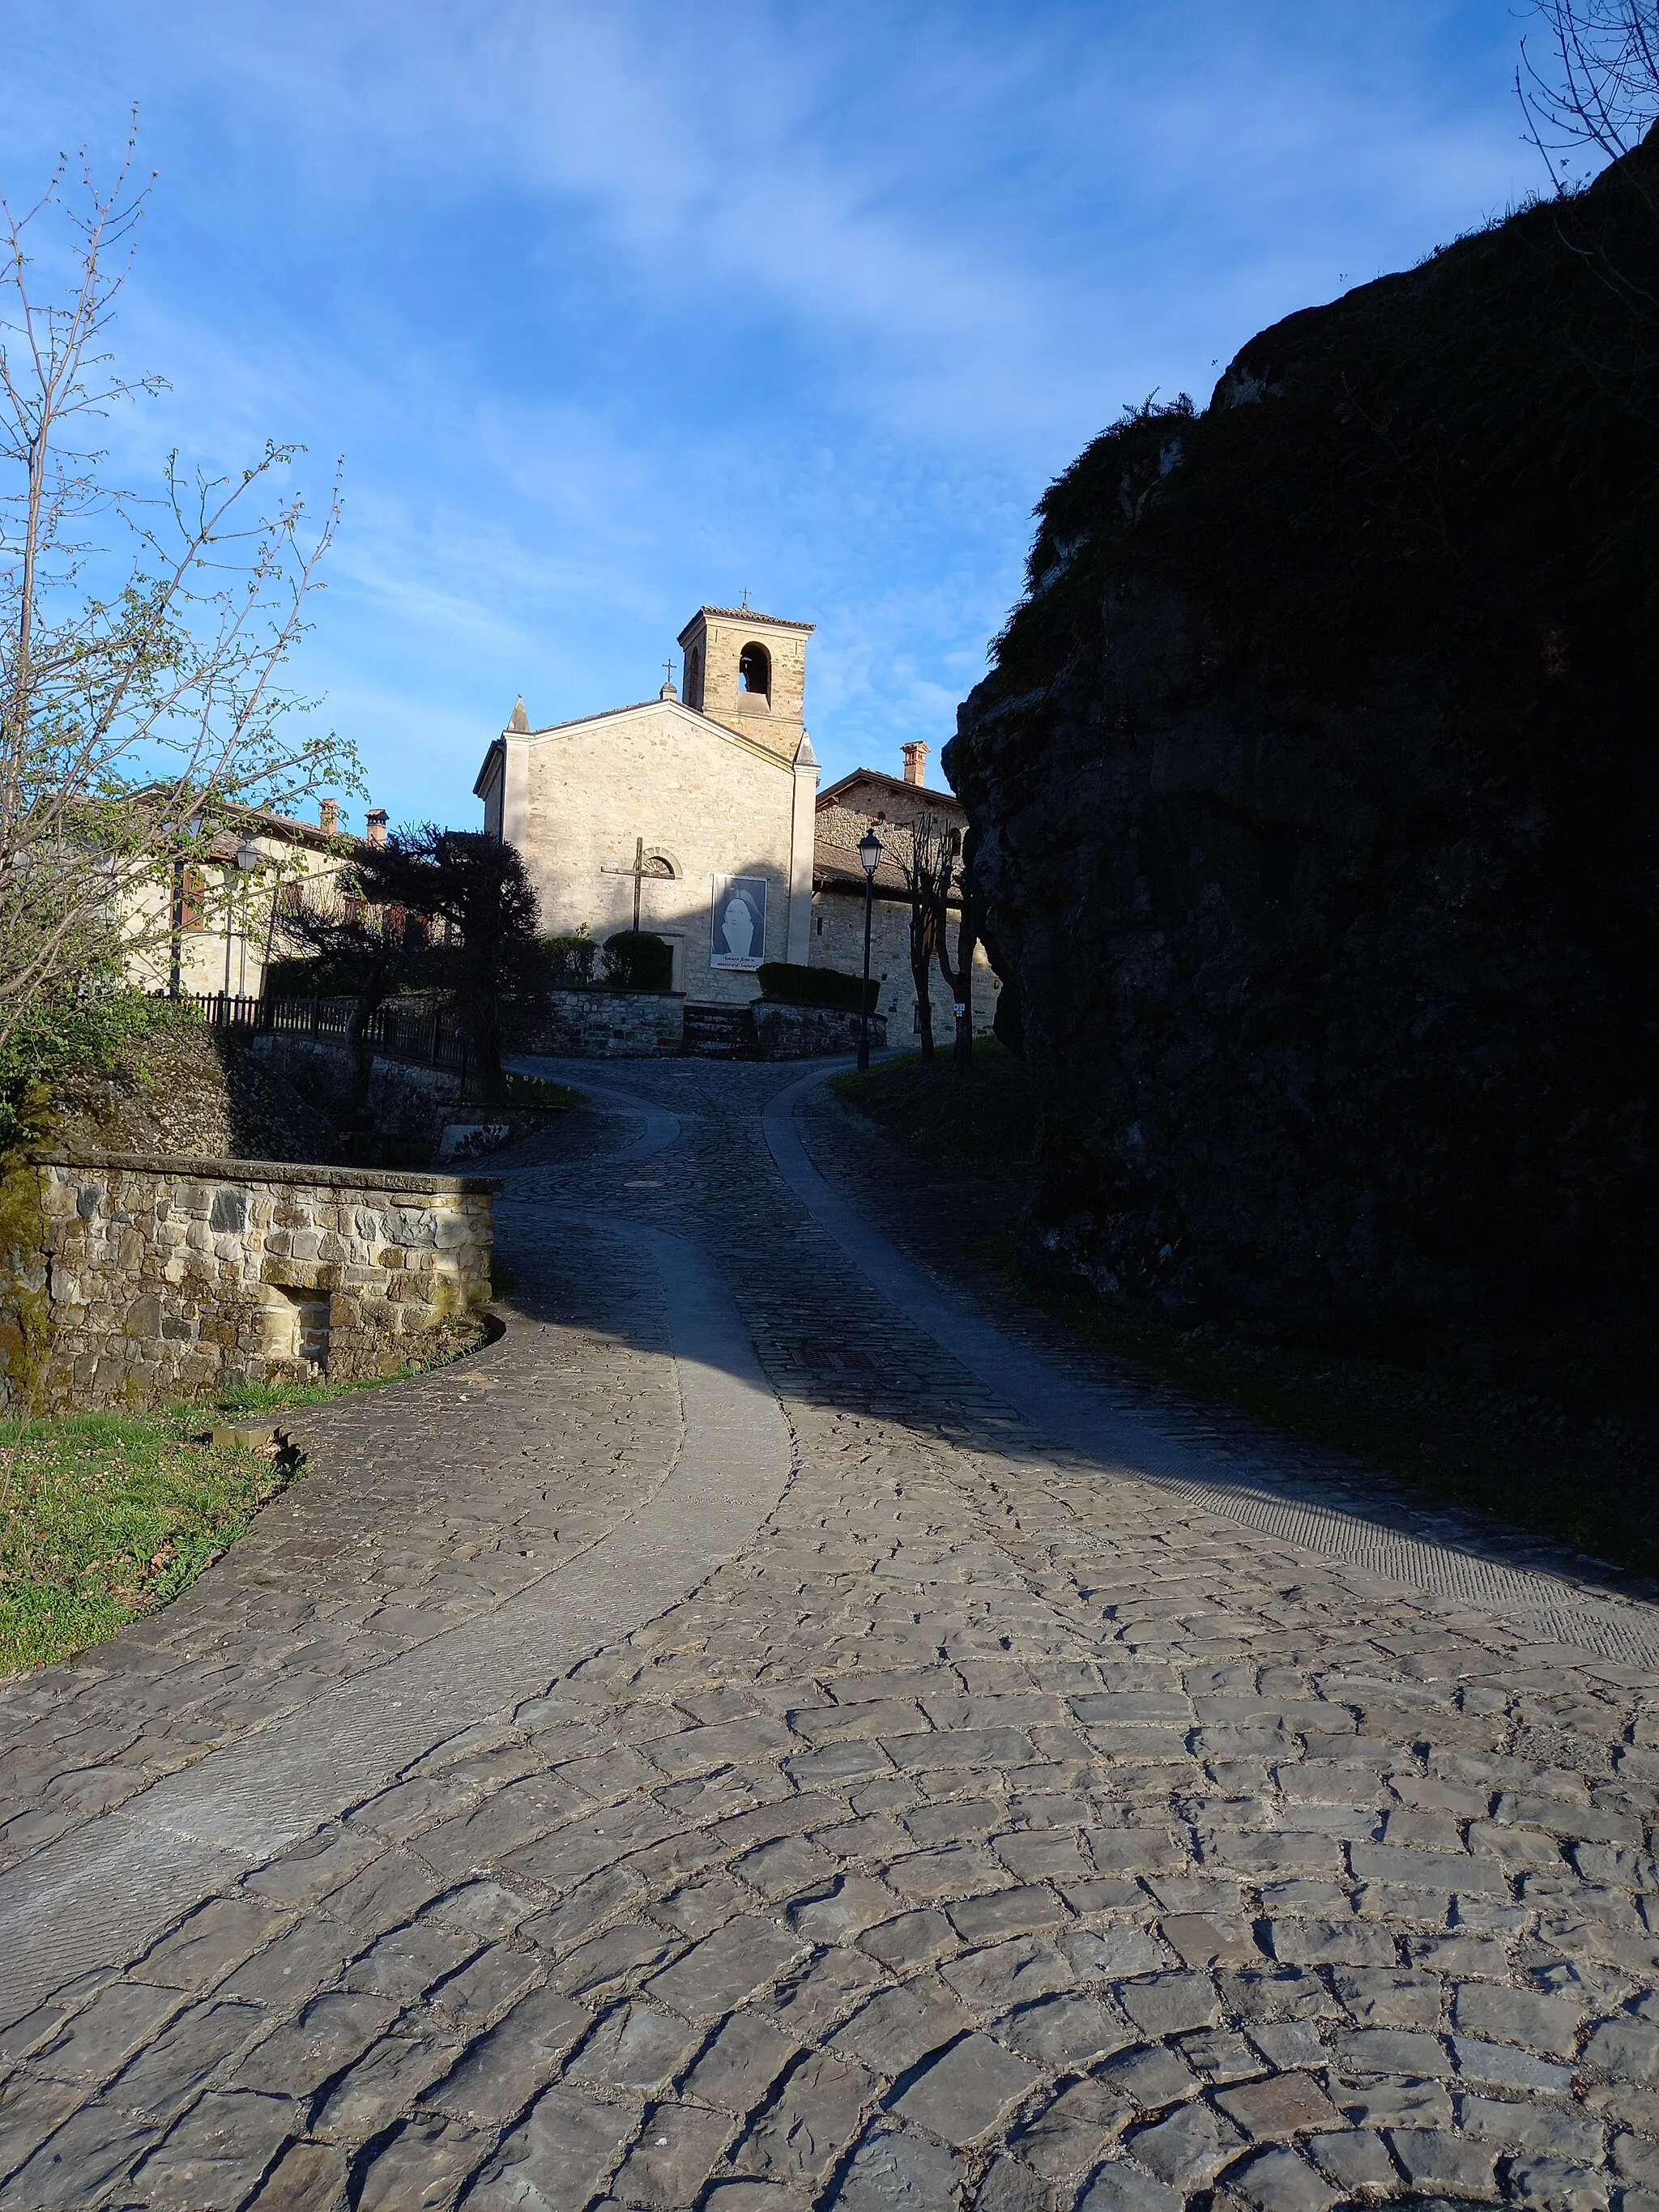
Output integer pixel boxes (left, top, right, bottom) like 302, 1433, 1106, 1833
675, 602, 815, 760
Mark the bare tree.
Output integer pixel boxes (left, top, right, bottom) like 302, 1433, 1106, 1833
274, 877, 429, 1113
1520, 2, 1659, 196
887, 815, 955, 1061
0, 126, 358, 1051
929, 827, 979, 1077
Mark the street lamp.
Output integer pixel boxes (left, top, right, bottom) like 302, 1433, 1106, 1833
856, 827, 882, 1072
224, 836, 262, 998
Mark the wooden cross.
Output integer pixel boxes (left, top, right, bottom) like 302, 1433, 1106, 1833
600, 836, 672, 931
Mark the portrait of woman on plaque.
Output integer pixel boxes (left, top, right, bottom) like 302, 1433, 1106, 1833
710, 875, 767, 970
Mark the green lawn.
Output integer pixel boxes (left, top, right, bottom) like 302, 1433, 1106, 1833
834, 1044, 1656, 1583
831, 1038, 1036, 1179
0, 1374, 420, 1678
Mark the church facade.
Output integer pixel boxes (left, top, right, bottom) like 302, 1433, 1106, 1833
473, 602, 1000, 1032
474, 605, 817, 1006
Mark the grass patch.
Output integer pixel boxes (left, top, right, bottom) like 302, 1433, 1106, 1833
831, 1040, 1036, 1180
834, 1043, 1655, 1579
0, 1366, 438, 1679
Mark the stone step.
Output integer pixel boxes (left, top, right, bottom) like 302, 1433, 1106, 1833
682, 1003, 757, 1059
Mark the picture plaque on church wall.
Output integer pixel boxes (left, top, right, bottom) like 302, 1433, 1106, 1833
710, 875, 767, 970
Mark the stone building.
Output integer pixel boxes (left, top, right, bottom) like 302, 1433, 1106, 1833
812, 744, 1000, 1040
475, 606, 817, 1007
123, 799, 385, 1002
473, 603, 998, 1034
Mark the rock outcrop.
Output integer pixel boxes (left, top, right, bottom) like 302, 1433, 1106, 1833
945, 137, 1659, 1350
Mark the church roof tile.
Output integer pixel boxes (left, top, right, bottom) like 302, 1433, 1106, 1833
689, 606, 814, 631
817, 765, 964, 812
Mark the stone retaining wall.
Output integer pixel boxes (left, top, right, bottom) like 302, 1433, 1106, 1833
249, 1034, 463, 1146
2, 1152, 497, 1413
753, 1003, 888, 1059
518, 990, 886, 1059
520, 990, 687, 1058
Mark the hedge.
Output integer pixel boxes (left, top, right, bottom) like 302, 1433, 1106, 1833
757, 962, 877, 1014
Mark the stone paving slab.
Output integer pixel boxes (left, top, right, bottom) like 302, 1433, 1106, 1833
0, 1060, 1656, 2210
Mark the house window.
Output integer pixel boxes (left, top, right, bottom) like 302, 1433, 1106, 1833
180, 867, 207, 931
738, 641, 771, 699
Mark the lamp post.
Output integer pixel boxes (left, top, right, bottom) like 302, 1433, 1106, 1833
856, 827, 882, 1072
224, 836, 262, 999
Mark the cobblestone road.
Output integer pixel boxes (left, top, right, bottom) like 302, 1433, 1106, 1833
2, 1061, 1658, 2212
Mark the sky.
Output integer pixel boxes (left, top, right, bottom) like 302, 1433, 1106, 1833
2, 2, 1559, 831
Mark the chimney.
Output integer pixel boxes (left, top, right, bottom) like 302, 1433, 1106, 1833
318, 798, 339, 834
365, 808, 388, 850
902, 741, 929, 786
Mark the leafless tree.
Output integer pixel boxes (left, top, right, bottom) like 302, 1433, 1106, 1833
0, 124, 358, 1051
886, 815, 955, 1060
1519, 2, 1659, 197
930, 828, 979, 1077
882, 814, 980, 1075
1513, 2, 1659, 399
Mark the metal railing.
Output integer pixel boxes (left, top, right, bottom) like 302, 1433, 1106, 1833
173, 991, 470, 1088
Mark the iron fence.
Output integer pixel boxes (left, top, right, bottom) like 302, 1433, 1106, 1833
172, 992, 470, 1086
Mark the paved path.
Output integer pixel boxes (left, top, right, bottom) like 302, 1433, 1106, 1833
2, 1061, 1657, 2212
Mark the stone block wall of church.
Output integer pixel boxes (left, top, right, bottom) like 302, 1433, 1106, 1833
810, 890, 1001, 1041
521, 708, 800, 1007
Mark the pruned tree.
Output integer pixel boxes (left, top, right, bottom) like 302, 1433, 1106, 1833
1, 125, 357, 1055
273, 879, 429, 1112
889, 814, 954, 1060
355, 827, 547, 1105
929, 826, 980, 1077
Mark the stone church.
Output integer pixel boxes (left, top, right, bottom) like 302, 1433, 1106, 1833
472, 602, 998, 1034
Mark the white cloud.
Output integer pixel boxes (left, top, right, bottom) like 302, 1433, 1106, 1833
1, 0, 1550, 822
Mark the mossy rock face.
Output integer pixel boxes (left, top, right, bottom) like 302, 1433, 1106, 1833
946, 130, 1659, 1356
0, 1159, 51, 1410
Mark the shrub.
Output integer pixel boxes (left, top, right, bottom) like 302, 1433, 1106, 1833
542, 931, 601, 989
757, 961, 877, 1014
603, 931, 673, 992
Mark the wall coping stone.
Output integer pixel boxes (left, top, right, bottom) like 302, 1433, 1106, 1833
27, 1149, 502, 1196
539, 987, 685, 1010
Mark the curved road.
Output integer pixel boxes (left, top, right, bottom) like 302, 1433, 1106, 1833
0, 1059, 1656, 2212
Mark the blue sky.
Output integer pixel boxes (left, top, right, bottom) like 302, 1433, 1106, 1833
3, 2, 1552, 830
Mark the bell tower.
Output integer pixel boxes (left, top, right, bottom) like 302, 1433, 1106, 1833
677, 603, 813, 760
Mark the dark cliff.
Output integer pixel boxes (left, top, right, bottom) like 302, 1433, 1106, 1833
945, 139, 1659, 1353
